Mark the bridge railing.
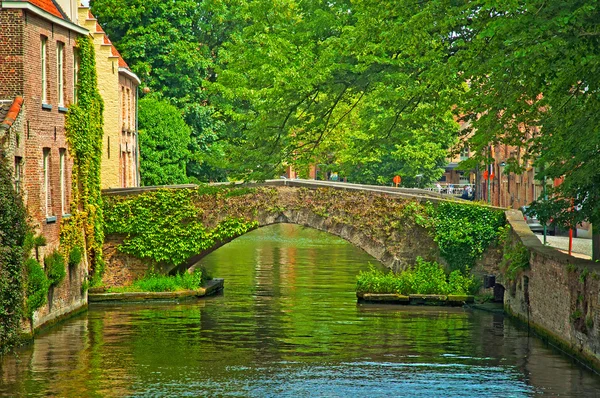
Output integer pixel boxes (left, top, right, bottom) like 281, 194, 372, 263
102, 179, 492, 208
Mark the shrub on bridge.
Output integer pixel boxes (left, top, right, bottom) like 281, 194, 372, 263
103, 188, 258, 267
356, 257, 474, 295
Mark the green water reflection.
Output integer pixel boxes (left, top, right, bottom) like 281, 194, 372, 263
1, 224, 600, 397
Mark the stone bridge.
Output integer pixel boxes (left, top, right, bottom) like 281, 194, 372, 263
102, 179, 600, 372
101, 179, 503, 280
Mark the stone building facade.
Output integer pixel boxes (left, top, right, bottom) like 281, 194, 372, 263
0, 0, 89, 328
77, 6, 140, 189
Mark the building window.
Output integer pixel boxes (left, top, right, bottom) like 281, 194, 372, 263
57, 42, 65, 106
41, 37, 48, 103
14, 157, 22, 194
59, 149, 66, 215
121, 87, 126, 129
43, 148, 51, 216
126, 88, 131, 129
73, 48, 79, 103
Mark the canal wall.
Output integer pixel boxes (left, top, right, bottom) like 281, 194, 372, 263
23, 241, 88, 337
504, 210, 600, 372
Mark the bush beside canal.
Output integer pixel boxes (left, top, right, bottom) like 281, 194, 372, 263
356, 257, 475, 295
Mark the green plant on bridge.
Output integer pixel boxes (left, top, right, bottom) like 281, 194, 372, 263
104, 188, 258, 267
356, 257, 475, 295
429, 202, 505, 272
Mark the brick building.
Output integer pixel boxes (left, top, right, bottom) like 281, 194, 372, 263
77, 6, 140, 189
0, 0, 88, 327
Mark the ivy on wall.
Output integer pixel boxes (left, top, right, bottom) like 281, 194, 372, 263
0, 156, 28, 353
429, 202, 506, 272
104, 188, 258, 267
497, 225, 530, 281
63, 35, 105, 283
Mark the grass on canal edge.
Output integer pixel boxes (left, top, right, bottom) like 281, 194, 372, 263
107, 269, 208, 293
356, 257, 475, 295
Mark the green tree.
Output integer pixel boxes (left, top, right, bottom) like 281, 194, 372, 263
214, 0, 461, 179
90, 0, 244, 182
447, 1, 600, 259
138, 97, 191, 186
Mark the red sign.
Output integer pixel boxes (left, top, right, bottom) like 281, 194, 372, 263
393, 175, 401, 185
483, 170, 489, 180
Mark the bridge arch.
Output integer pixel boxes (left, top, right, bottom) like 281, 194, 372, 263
102, 181, 447, 284
178, 206, 436, 275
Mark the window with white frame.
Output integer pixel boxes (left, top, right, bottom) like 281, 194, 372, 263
460, 144, 470, 161
57, 42, 64, 106
41, 37, 48, 103
43, 148, 51, 216
59, 148, 66, 215
73, 48, 79, 103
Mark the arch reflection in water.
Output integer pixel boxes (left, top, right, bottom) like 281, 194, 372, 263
1, 224, 599, 397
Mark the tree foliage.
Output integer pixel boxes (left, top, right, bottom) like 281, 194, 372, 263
92, 0, 600, 257
90, 0, 240, 182
138, 97, 192, 186
214, 0, 461, 180
446, 1, 600, 257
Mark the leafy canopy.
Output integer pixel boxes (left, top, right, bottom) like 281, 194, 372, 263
138, 97, 191, 186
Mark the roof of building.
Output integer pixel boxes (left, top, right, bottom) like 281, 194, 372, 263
92, 19, 137, 76
0, 97, 24, 133
3, 0, 88, 34
110, 44, 130, 70
4, 0, 66, 20
80, 7, 140, 83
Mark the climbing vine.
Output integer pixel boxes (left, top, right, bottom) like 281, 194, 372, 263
429, 202, 506, 272
63, 35, 105, 283
0, 156, 28, 353
103, 188, 258, 267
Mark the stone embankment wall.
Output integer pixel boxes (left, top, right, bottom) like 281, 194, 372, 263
504, 210, 600, 372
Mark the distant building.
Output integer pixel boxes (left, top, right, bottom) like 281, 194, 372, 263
77, 6, 140, 188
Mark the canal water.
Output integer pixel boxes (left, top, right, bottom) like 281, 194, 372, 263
2, 224, 600, 397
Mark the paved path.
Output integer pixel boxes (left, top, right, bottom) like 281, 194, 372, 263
535, 234, 593, 259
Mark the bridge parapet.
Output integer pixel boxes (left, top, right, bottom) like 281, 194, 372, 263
103, 179, 461, 204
